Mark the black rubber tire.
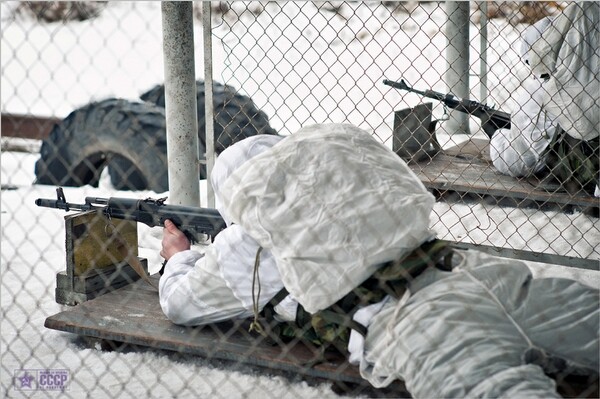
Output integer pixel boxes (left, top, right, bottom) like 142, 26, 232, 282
140, 80, 279, 170
35, 98, 169, 192
35, 82, 278, 192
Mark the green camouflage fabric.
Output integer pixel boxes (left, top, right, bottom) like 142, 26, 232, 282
262, 240, 454, 355
545, 128, 599, 195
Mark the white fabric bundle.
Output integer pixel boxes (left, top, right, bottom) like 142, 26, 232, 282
527, 2, 599, 141
217, 123, 435, 313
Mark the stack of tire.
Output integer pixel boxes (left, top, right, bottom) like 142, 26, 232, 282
34, 80, 279, 192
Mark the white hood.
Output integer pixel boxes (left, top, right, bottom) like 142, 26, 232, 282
211, 134, 284, 225
216, 123, 435, 313
528, 2, 599, 140
520, 16, 553, 65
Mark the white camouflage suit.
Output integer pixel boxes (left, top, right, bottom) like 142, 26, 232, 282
160, 124, 600, 398
162, 124, 599, 398
490, 2, 599, 195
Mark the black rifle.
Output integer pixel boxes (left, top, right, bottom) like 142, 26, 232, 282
36, 187, 226, 244
383, 79, 511, 138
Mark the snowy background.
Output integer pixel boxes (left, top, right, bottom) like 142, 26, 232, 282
1, 2, 598, 398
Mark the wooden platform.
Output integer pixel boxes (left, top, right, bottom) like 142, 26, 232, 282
401, 140, 599, 270
45, 274, 599, 397
45, 274, 409, 397
409, 140, 598, 213
43, 139, 598, 396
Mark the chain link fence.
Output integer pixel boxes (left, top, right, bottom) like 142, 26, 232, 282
2, 1, 598, 397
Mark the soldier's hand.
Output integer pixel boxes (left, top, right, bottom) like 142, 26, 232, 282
160, 219, 190, 260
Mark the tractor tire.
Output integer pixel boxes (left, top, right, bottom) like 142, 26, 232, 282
35, 82, 278, 192
34, 98, 169, 192
140, 79, 279, 176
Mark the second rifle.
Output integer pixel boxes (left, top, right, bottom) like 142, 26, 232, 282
383, 79, 510, 138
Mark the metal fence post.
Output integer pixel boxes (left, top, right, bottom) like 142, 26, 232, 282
203, 1, 215, 208
161, 1, 200, 206
479, 1, 489, 103
445, 1, 471, 135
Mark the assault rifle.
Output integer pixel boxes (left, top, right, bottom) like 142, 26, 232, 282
36, 187, 226, 244
383, 79, 511, 138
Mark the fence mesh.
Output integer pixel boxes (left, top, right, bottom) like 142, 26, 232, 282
2, 1, 598, 398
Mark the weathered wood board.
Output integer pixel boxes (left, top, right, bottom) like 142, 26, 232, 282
66, 211, 138, 276
45, 275, 409, 396
403, 140, 599, 270
1, 113, 60, 140
57, 211, 147, 305
45, 275, 598, 397
408, 140, 599, 212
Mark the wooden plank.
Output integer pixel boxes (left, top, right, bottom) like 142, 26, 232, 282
44, 275, 408, 394
409, 152, 599, 209
69, 259, 148, 293
55, 258, 150, 305
450, 242, 599, 271
410, 148, 598, 268
66, 211, 138, 276
56, 211, 146, 305
44, 275, 598, 397
1, 113, 60, 140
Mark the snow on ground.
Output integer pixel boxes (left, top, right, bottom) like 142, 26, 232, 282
1, 149, 350, 398
1, 1, 598, 397
1, 1, 525, 140
2, 143, 598, 397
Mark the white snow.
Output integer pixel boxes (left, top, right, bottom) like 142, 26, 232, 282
1, 1, 598, 397
1, 149, 343, 398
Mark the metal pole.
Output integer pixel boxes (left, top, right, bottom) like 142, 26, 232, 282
445, 1, 470, 135
161, 1, 200, 206
203, 1, 215, 208
479, 1, 488, 103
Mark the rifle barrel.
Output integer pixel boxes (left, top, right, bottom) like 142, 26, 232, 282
34, 198, 92, 212
383, 79, 431, 98
383, 79, 409, 90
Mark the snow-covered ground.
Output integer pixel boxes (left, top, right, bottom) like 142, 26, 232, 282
1, 1, 526, 138
2, 148, 354, 398
1, 1, 598, 398
2, 139, 598, 398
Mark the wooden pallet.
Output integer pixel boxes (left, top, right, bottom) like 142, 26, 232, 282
44, 274, 409, 397
44, 274, 599, 398
408, 139, 599, 213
